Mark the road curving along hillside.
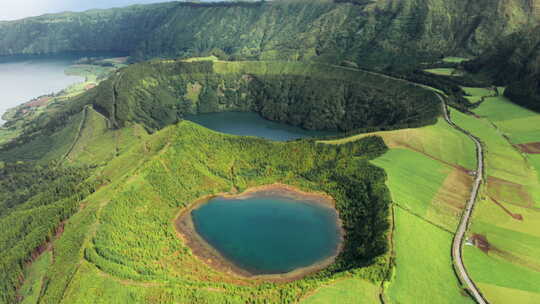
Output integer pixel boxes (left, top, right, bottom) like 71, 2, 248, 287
439, 95, 488, 304
354, 66, 489, 304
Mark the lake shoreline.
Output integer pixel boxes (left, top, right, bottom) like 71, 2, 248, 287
185, 112, 339, 141
174, 183, 345, 283
0, 57, 84, 126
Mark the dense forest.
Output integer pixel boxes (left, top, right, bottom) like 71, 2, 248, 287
97, 60, 442, 131
0, 0, 536, 69
465, 25, 540, 112
465, 26, 540, 85
505, 75, 540, 112
0, 163, 99, 304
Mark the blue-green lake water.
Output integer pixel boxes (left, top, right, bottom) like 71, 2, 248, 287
186, 112, 338, 141
191, 194, 342, 275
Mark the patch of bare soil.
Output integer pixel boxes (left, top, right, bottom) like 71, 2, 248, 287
471, 234, 491, 253
17, 221, 66, 299
427, 168, 472, 230
25, 96, 51, 108
487, 176, 534, 208
489, 197, 524, 221
515, 142, 540, 154
471, 233, 540, 272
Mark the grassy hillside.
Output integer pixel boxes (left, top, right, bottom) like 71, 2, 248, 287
447, 86, 540, 303
0, 0, 536, 68
1, 121, 394, 304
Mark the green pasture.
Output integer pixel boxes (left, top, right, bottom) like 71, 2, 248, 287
424, 68, 456, 76
183, 55, 219, 62
474, 95, 537, 122
464, 246, 540, 296
470, 220, 540, 266
478, 283, 540, 304
462, 87, 494, 99
302, 278, 380, 304
473, 94, 540, 144
461, 87, 540, 303
386, 207, 472, 304
450, 109, 533, 185
497, 116, 540, 144
531, 155, 540, 178
324, 117, 476, 170
467, 94, 540, 205
371, 149, 450, 219
473, 196, 540, 237
443, 57, 469, 63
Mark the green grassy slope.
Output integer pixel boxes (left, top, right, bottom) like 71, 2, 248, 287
323, 117, 477, 170
320, 88, 482, 303
464, 246, 540, 304
387, 208, 472, 304
322, 112, 476, 303
301, 278, 380, 304
453, 86, 540, 303
371, 149, 473, 303
371, 149, 449, 220
4, 122, 393, 304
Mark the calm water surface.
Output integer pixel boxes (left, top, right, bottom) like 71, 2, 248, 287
186, 112, 338, 141
0, 56, 83, 124
191, 194, 341, 274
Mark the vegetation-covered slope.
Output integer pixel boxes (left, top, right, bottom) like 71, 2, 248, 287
465, 26, 540, 85
97, 60, 442, 131
465, 26, 540, 112
0, 162, 99, 304
0, 0, 537, 68
505, 75, 540, 112
0, 121, 393, 304
0, 59, 442, 161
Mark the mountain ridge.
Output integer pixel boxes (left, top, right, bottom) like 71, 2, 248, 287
0, 0, 537, 69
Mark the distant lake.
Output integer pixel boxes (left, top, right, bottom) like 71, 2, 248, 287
191, 191, 342, 275
0, 56, 84, 124
186, 112, 338, 141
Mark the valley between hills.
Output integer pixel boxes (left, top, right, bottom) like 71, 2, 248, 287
1, 1, 540, 304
